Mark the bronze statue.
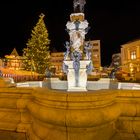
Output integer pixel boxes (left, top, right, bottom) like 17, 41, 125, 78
73, 0, 86, 13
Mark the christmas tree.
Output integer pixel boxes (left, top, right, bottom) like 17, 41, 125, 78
23, 13, 50, 74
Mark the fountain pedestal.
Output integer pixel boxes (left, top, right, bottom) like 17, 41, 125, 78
64, 60, 91, 91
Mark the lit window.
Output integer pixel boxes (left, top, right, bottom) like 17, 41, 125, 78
93, 43, 98, 46
93, 49, 99, 52
93, 54, 98, 58
130, 51, 136, 60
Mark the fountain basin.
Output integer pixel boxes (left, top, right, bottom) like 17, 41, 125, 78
27, 89, 121, 140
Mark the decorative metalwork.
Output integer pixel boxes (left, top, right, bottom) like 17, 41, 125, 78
64, 41, 71, 60
71, 51, 82, 61
62, 63, 68, 74
73, 0, 86, 13
84, 42, 92, 60
86, 62, 93, 74
72, 51, 82, 86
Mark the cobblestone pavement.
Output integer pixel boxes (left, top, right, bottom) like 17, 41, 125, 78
0, 130, 26, 140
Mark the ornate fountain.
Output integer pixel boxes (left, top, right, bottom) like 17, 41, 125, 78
63, 0, 93, 91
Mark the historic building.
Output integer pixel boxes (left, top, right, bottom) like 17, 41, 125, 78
90, 40, 101, 70
4, 48, 24, 70
121, 39, 140, 75
50, 52, 65, 74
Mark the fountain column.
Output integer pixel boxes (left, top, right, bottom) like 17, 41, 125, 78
63, 12, 93, 91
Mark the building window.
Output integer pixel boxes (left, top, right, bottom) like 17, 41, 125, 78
93, 43, 98, 46
93, 54, 98, 59
130, 51, 136, 60
93, 49, 99, 52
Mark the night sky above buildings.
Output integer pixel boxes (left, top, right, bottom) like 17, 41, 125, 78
0, 0, 140, 66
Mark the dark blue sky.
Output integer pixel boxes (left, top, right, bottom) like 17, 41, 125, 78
0, 0, 140, 66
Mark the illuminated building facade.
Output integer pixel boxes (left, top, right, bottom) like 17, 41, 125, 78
121, 39, 140, 75
90, 40, 101, 70
50, 52, 64, 74
50, 40, 101, 74
5, 48, 24, 70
